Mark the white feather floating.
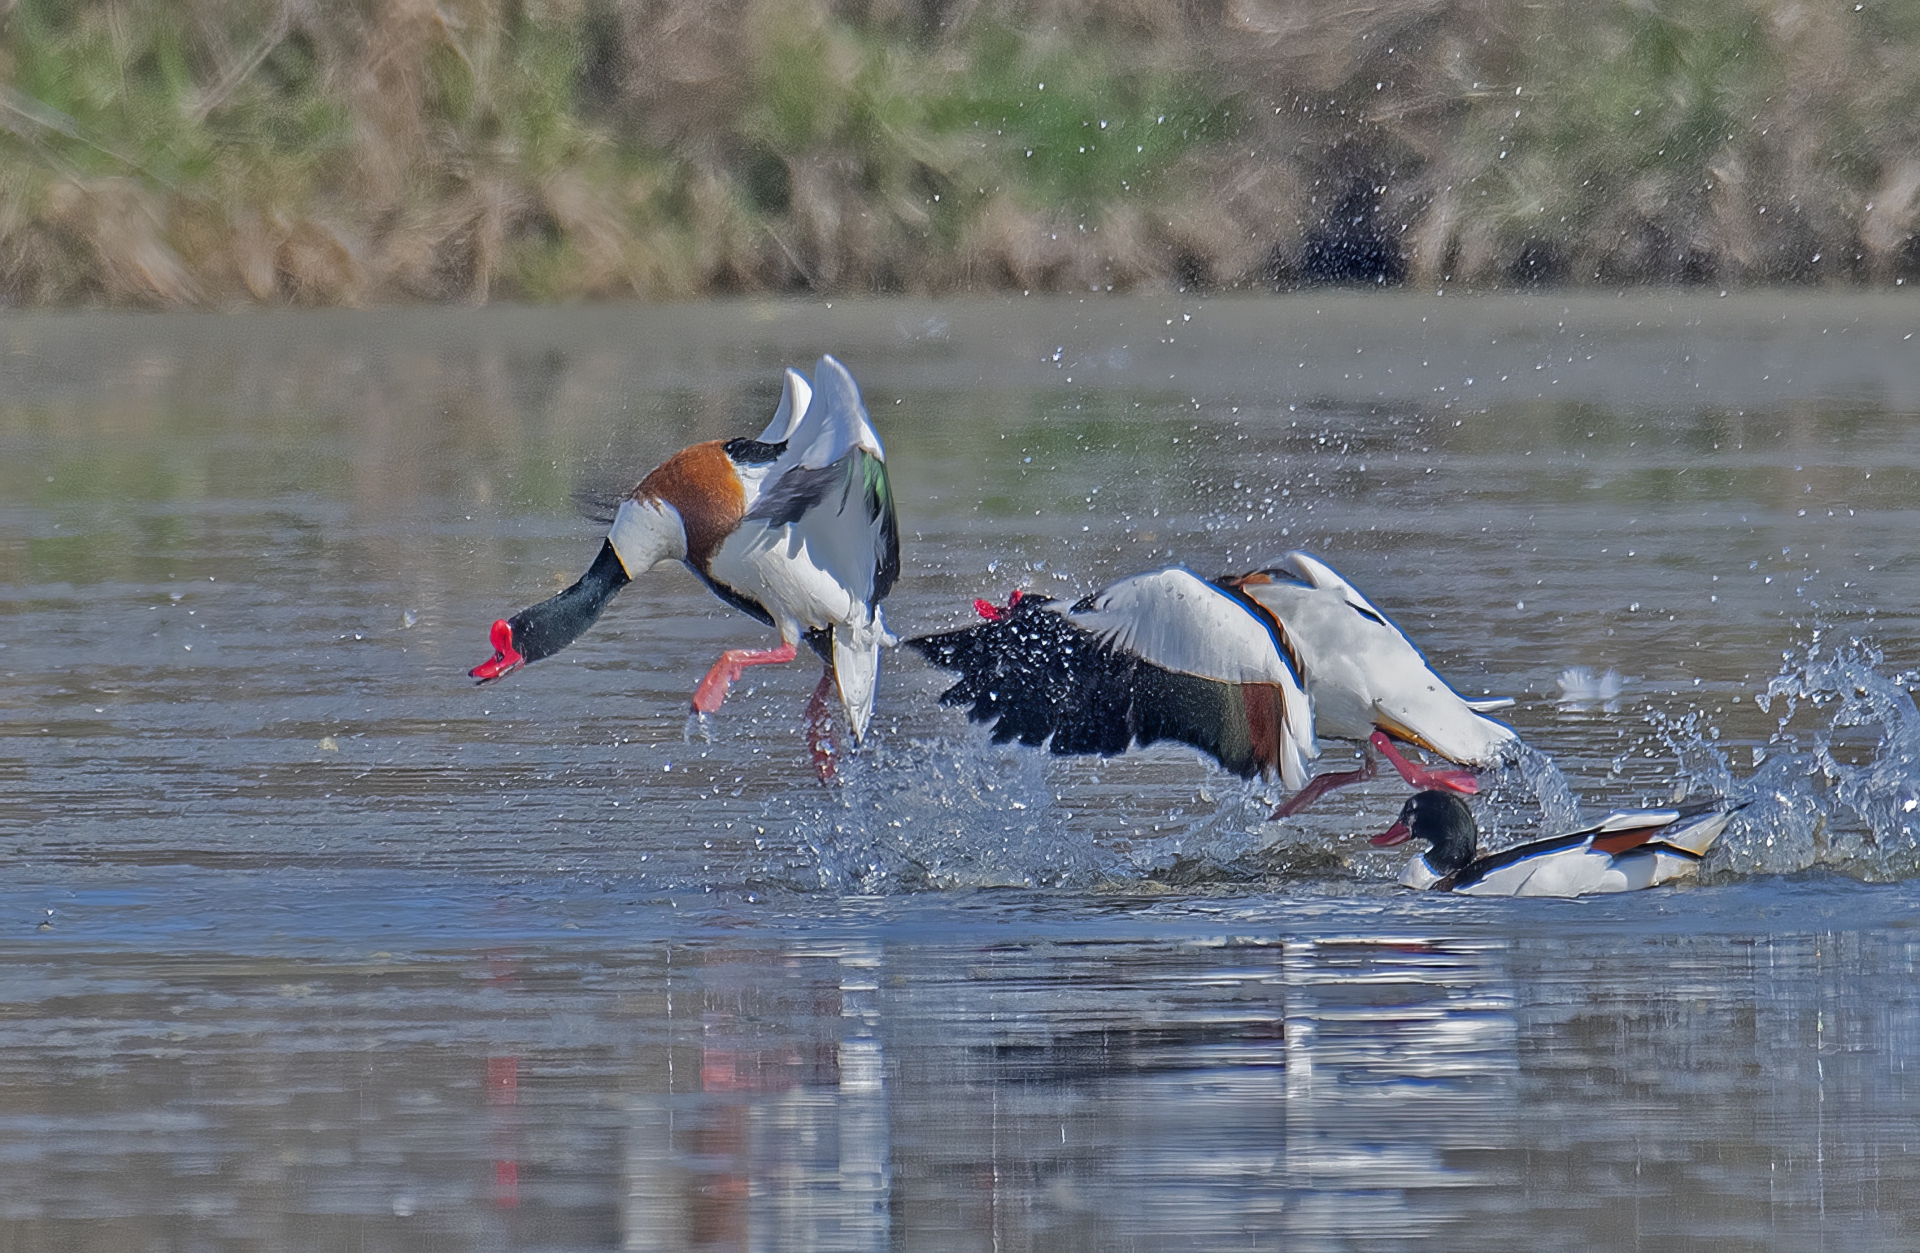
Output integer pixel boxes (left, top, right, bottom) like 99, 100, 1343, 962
1556, 666, 1624, 703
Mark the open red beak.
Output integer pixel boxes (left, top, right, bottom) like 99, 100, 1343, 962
470, 619, 524, 683
1371, 820, 1412, 848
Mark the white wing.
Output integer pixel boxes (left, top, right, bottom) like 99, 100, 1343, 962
1067, 568, 1299, 686
1066, 568, 1316, 791
754, 368, 812, 444
1593, 808, 1681, 834
732, 451, 895, 619
736, 354, 898, 619
1645, 805, 1740, 856
782, 354, 886, 472
1278, 550, 1387, 620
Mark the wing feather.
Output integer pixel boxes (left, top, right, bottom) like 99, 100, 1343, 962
754, 368, 812, 444
738, 356, 899, 615
1277, 550, 1388, 621
1066, 569, 1301, 686
908, 597, 1316, 789
745, 449, 897, 614
782, 354, 886, 472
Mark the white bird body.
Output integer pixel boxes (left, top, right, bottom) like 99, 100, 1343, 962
1232, 554, 1516, 769
698, 359, 898, 740
1381, 790, 1741, 898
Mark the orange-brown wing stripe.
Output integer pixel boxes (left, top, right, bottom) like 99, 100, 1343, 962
1243, 682, 1283, 776
1590, 829, 1659, 856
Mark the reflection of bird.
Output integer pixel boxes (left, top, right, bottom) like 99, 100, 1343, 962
1375, 789, 1743, 896
471, 356, 900, 777
908, 552, 1516, 814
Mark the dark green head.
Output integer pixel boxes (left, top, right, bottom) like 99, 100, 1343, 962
1372, 790, 1480, 874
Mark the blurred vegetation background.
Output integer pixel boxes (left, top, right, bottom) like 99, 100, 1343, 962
4, 0, 1920, 306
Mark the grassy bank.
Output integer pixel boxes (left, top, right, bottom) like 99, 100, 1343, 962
4, 0, 1920, 307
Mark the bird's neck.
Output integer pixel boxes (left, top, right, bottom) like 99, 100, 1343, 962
608, 496, 689, 574
1424, 818, 1480, 875
505, 538, 631, 664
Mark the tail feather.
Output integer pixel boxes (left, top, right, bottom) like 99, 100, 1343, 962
832, 612, 889, 744
1656, 802, 1745, 857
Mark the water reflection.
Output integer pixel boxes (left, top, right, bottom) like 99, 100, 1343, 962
1281, 937, 1517, 1246
623, 944, 888, 1252
1, 885, 1919, 1247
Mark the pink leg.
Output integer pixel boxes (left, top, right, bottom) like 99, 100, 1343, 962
1369, 730, 1480, 794
805, 667, 839, 785
691, 641, 798, 714
1271, 755, 1377, 818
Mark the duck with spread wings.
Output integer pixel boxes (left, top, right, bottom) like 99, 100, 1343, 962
909, 552, 1515, 813
471, 355, 899, 779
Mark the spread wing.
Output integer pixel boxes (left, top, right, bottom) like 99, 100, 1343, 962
754, 367, 813, 444
1069, 569, 1302, 687
745, 356, 899, 612
908, 568, 1317, 789
1069, 569, 1316, 787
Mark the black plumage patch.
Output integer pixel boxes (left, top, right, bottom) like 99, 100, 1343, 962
723, 437, 787, 464
747, 460, 841, 527
907, 597, 1284, 778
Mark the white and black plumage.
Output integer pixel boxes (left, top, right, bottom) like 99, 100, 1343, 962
1375, 789, 1743, 896
471, 355, 899, 776
907, 553, 1517, 813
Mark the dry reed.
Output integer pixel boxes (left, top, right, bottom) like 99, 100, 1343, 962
2, 0, 1918, 306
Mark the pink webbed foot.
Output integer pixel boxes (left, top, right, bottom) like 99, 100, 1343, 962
690, 641, 798, 715
1368, 730, 1480, 795
1271, 757, 1378, 818
805, 668, 839, 785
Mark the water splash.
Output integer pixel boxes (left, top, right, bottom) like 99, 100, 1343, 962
790, 737, 1108, 893
1435, 744, 1583, 856
1507, 743, 1582, 830
1109, 776, 1290, 883
776, 635, 1920, 894
1659, 637, 1920, 882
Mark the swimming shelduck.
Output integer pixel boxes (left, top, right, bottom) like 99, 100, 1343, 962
907, 553, 1516, 813
471, 355, 900, 778
1374, 789, 1743, 896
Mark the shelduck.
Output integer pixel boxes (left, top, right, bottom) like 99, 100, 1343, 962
1374, 789, 1743, 896
907, 553, 1516, 814
471, 355, 900, 777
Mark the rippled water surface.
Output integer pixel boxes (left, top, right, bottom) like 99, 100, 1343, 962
5, 293, 1920, 1249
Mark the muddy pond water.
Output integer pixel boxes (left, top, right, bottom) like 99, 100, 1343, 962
5, 293, 1920, 1249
